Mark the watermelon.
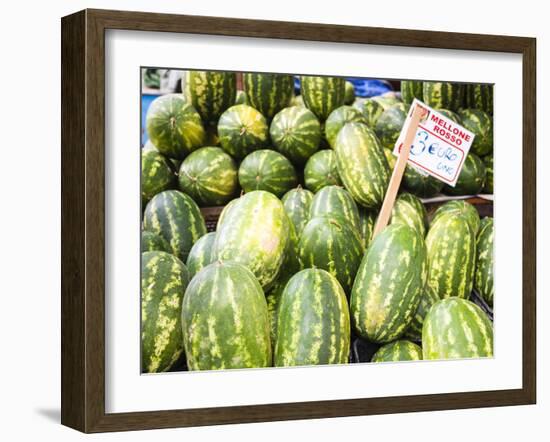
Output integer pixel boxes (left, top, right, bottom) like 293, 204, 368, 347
400, 80, 423, 105
141, 147, 176, 206
398, 192, 428, 227
465, 84, 493, 115
274, 268, 350, 366
243, 72, 294, 121
383, 147, 397, 171
270, 106, 321, 165
143, 190, 207, 262
390, 192, 427, 237
475, 217, 494, 306
216, 196, 240, 230
218, 104, 269, 159
304, 149, 342, 192
422, 82, 464, 111
141, 230, 171, 253
403, 164, 444, 198
141, 251, 189, 373
431, 200, 481, 235
371, 340, 423, 362
146, 94, 205, 160
214, 190, 289, 288
238, 149, 298, 197
281, 186, 314, 237
181, 261, 271, 370
483, 154, 493, 193
184, 70, 237, 124
235, 89, 248, 105
185, 231, 216, 278
335, 122, 391, 209
458, 109, 493, 156
426, 212, 476, 299
422, 298, 493, 359
372, 92, 402, 110
354, 98, 385, 128
300, 76, 346, 120
266, 274, 291, 347
298, 215, 364, 293
308, 185, 361, 233
437, 108, 462, 125
178, 147, 239, 206
351, 223, 428, 343
325, 105, 368, 149
374, 103, 407, 150
291, 95, 305, 107
404, 284, 440, 342
443, 153, 486, 196
281, 213, 302, 275
358, 208, 377, 249
344, 80, 355, 104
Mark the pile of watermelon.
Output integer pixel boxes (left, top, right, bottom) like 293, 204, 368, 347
140, 72, 494, 373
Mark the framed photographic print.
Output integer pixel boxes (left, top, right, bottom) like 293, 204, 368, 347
61, 8, 536, 433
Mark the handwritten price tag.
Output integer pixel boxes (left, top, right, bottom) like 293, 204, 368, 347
392, 98, 475, 187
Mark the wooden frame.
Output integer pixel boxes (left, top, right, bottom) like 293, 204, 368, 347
61, 8, 536, 433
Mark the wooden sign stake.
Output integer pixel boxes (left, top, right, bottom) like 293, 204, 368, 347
372, 104, 426, 238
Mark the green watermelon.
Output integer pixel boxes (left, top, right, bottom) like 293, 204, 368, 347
431, 200, 481, 235
181, 261, 271, 370
218, 104, 269, 159
238, 149, 298, 197
141, 147, 176, 206
143, 190, 207, 262
422, 298, 493, 359
465, 84, 493, 115
458, 109, 493, 156
403, 164, 444, 198
309, 185, 361, 232
437, 108, 462, 125
475, 217, 494, 306
281, 186, 314, 237
243, 72, 294, 121
304, 149, 342, 192
235, 89, 248, 105
216, 196, 240, 230
141, 230, 171, 253
443, 153, 486, 196
298, 215, 364, 293
422, 82, 464, 111
374, 103, 407, 150
266, 273, 291, 347
214, 190, 289, 288
344, 81, 355, 104
300, 76, 346, 121
335, 122, 391, 209
141, 251, 189, 373
404, 284, 440, 342
178, 147, 239, 206
390, 192, 427, 237
398, 192, 428, 227
185, 231, 216, 278
371, 340, 423, 362
281, 213, 302, 275
483, 155, 493, 193
372, 92, 402, 110
146, 94, 205, 160
426, 212, 476, 299
269, 106, 321, 165
274, 268, 350, 366
358, 208, 377, 249
383, 147, 397, 170
400, 80, 423, 105
351, 223, 428, 343
184, 70, 237, 124
325, 105, 368, 149
354, 98, 385, 128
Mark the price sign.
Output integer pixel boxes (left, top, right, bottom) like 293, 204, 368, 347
392, 98, 475, 187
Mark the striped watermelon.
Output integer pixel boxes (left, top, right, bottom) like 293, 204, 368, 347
185, 231, 216, 279
374, 103, 407, 150
216, 196, 240, 230
270, 106, 321, 165
146, 94, 205, 160
431, 200, 481, 235
325, 106, 368, 149
304, 149, 342, 192
184, 70, 237, 124
281, 213, 302, 275
402, 163, 444, 198
372, 92, 402, 110
443, 153, 486, 196
358, 208, 377, 249
281, 186, 314, 237
390, 192, 427, 237
483, 155, 493, 193
475, 217, 494, 306
235, 89, 248, 105
465, 84, 493, 115
423, 298, 493, 359
371, 340, 423, 362
309, 185, 361, 233
141, 251, 189, 373
266, 273, 291, 347
354, 98, 385, 128
404, 284, 440, 342
422, 82, 464, 111
238, 149, 298, 197
426, 212, 476, 299
214, 190, 289, 288
335, 122, 391, 209
141, 147, 176, 206
181, 261, 271, 370
274, 268, 350, 366
300, 76, 346, 121
383, 147, 397, 171
458, 109, 493, 156
400, 80, 423, 105
143, 190, 207, 262
344, 81, 355, 104
218, 104, 269, 159
351, 223, 428, 344
243, 72, 294, 121
178, 147, 239, 206
298, 215, 364, 293
437, 108, 462, 125
141, 230, 171, 253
